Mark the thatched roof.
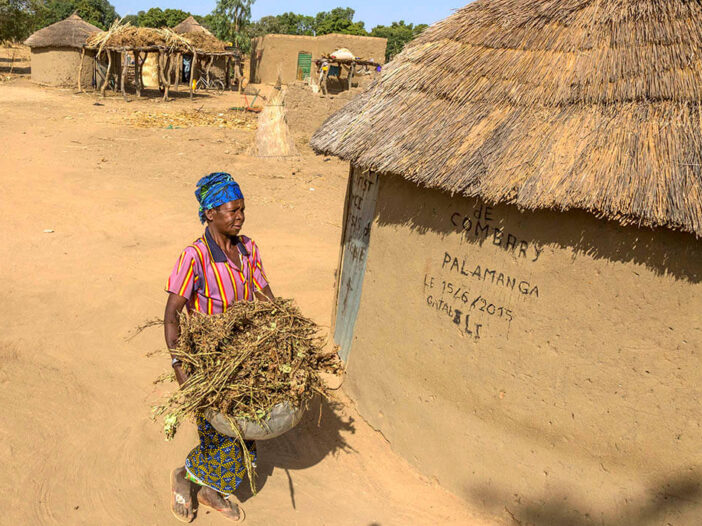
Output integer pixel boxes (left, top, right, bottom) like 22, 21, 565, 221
311, 0, 702, 237
182, 32, 228, 54
24, 14, 100, 49
86, 23, 233, 55
173, 16, 213, 36
86, 25, 193, 53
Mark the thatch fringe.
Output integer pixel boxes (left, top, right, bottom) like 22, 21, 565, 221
180, 31, 228, 54
310, 0, 702, 237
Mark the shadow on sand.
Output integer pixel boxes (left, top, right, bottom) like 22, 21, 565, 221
236, 395, 355, 506
81, 85, 234, 101
0, 65, 30, 74
470, 471, 702, 526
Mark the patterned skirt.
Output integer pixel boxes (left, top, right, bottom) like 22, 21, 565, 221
184, 414, 257, 495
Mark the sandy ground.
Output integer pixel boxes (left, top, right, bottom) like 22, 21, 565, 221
0, 54, 497, 526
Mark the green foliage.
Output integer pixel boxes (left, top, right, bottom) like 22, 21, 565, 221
370, 20, 428, 61
193, 14, 217, 34
134, 7, 190, 28
210, 0, 254, 51
0, 0, 41, 41
314, 7, 366, 36
163, 8, 189, 27
247, 12, 314, 39
120, 13, 137, 26
38, 0, 118, 30
136, 7, 166, 27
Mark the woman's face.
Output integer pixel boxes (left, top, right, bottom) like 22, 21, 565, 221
208, 199, 245, 236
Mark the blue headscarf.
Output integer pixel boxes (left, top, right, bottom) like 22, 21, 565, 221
195, 172, 244, 223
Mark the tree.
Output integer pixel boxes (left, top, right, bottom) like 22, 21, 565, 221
120, 13, 137, 25
210, 0, 255, 50
314, 7, 367, 36
0, 0, 41, 41
193, 13, 217, 34
247, 12, 315, 39
137, 7, 166, 27
277, 11, 314, 35
37, 0, 118, 30
163, 8, 189, 28
371, 20, 428, 61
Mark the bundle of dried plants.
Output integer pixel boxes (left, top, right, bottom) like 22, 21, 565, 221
152, 299, 341, 441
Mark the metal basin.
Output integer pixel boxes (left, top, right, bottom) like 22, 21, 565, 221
205, 402, 305, 440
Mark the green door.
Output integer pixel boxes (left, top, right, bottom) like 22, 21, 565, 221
297, 52, 312, 80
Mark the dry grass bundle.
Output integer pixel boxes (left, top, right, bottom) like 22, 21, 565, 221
311, 0, 702, 237
87, 22, 192, 53
126, 110, 258, 129
152, 299, 341, 442
251, 87, 299, 158
182, 31, 228, 53
158, 28, 193, 52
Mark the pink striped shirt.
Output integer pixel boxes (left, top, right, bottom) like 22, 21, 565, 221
166, 228, 269, 314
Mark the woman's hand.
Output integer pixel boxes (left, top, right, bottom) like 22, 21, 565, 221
255, 284, 276, 302
173, 363, 189, 386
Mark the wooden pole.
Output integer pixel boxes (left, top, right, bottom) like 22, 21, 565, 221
321, 67, 330, 96
77, 48, 85, 92
157, 50, 164, 91
163, 54, 175, 102
169, 55, 177, 99
112, 53, 118, 92
101, 51, 112, 97
138, 52, 145, 95
225, 57, 231, 90
237, 59, 244, 93
189, 52, 197, 100
133, 51, 141, 97
174, 53, 181, 92
120, 51, 128, 101
206, 55, 214, 85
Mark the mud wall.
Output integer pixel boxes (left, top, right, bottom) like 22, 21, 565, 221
30, 47, 96, 88
250, 33, 386, 85
344, 172, 702, 526
315, 34, 386, 64
141, 53, 160, 88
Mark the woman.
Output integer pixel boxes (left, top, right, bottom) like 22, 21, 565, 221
164, 173, 275, 522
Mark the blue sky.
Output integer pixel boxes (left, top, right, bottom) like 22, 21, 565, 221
112, 1, 465, 29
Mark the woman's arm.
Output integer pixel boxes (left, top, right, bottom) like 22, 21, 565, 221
164, 293, 189, 386
254, 284, 276, 302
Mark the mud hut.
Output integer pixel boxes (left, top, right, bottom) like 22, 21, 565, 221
250, 33, 386, 85
24, 14, 99, 87
311, 1, 702, 524
172, 17, 239, 89
172, 16, 213, 36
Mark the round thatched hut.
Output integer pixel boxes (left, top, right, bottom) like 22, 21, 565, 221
311, 1, 702, 524
24, 14, 99, 87
172, 16, 231, 86
172, 15, 214, 36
